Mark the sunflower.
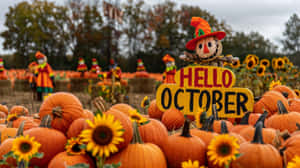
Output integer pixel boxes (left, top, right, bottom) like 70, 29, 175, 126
141, 96, 150, 108
294, 89, 300, 98
246, 58, 256, 70
181, 160, 206, 168
80, 114, 124, 157
194, 108, 206, 128
287, 155, 300, 168
129, 109, 148, 125
253, 55, 259, 65
256, 66, 266, 77
65, 137, 85, 155
283, 56, 290, 64
6, 113, 18, 122
269, 80, 281, 90
223, 62, 231, 67
231, 60, 240, 68
272, 58, 277, 69
260, 59, 270, 67
12, 135, 41, 162
276, 58, 285, 69
207, 134, 240, 167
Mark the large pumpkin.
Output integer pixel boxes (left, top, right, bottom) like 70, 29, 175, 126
289, 99, 300, 112
161, 108, 184, 131
39, 92, 85, 133
253, 91, 289, 116
272, 85, 298, 99
231, 122, 283, 168
106, 122, 167, 168
265, 100, 300, 133
48, 152, 95, 168
138, 118, 168, 148
162, 120, 206, 168
280, 134, 300, 163
24, 115, 67, 167
9, 105, 29, 116
148, 99, 164, 120
67, 118, 89, 138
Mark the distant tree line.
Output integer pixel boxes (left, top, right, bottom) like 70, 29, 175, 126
0, 0, 299, 72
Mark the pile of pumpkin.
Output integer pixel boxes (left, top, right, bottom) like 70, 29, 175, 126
0, 84, 299, 168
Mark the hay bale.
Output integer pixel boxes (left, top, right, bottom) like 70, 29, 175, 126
14, 79, 31, 92
0, 80, 12, 95
128, 77, 156, 93
70, 78, 90, 92
54, 79, 70, 92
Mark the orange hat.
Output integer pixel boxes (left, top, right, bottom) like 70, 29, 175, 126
92, 58, 97, 62
35, 51, 45, 59
162, 54, 174, 63
186, 17, 226, 51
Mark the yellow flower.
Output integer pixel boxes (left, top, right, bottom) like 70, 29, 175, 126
231, 60, 240, 68
246, 58, 256, 70
207, 134, 240, 167
287, 155, 300, 168
294, 89, 300, 98
260, 59, 270, 67
269, 80, 281, 90
272, 58, 277, 69
12, 135, 41, 162
195, 108, 206, 128
283, 56, 290, 64
65, 137, 85, 155
129, 109, 148, 125
256, 66, 266, 77
181, 160, 205, 168
79, 114, 124, 157
276, 58, 285, 69
6, 113, 18, 122
141, 96, 150, 108
223, 62, 231, 67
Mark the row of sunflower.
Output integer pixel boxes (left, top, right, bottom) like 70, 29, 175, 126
224, 54, 300, 97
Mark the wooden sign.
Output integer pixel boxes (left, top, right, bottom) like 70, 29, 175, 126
156, 65, 254, 118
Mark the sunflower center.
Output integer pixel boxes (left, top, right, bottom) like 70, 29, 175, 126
20, 142, 32, 153
232, 62, 237, 66
247, 61, 253, 68
262, 62, 267, 66
217, 144, 232, 156
92, 126, 113, 145
8, 116, 18, 121
258, 68, 264, 73
131, 115, 141, 121
278, 61, 283, 66
71, 144, 82, 153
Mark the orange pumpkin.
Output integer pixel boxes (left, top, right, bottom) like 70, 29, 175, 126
161, 108, 185, 131
0, 138, 16, 168
0, 104, 8, 115
289, 99, 300, 112
148, 99, 164, 120
83, 109, 94, 120
0, 111, 6, 118
265, 100, 300, 133
272, 85, 298, 99
232, 122, 283, 168
67, 118, 89, 139
253, 91, 289, 116
0, 126, 17, 143
39, 92, 85, 133
211, 105, 233, 133
281, 134, 300, 163
12, 116, 39, 131
220, 121, 246, 144
110, 103, 133, 116
162, 120, 206, 168
48, 152, 95, 168
9, 105, 29, 116
138, 118, 168, 148
24, 115, 67, 167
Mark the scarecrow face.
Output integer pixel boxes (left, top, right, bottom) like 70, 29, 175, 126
166, 61, 175, 67
37, 58, 44, 64
195, 37, 223, 61
0, 62, 3, 66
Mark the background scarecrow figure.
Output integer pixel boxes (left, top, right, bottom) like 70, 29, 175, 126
107, 59, 122, 81
162, 54, 176, 84
34, 51, 54, 101
90, 58, 101, 73
136, 59, 146, 72
0, 58, 8, 79
181, 17, 238, 66
28, 61, 38, 100
77, 57, 87, 77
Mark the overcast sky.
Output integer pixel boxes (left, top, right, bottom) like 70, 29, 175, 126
0, 0, 299, 54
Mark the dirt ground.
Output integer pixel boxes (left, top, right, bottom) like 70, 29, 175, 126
0, 91, 156, 115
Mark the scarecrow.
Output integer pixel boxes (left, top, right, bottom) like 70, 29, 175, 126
162, 54, 176, 84
107, 59, 122, 81
181, 17, 238, 66
0, 58, 4, 74
90, 58, 101, 73
34, 51, 54, 101
136, 59, 146, 72
28, 61, 38, 99
77, 57, 88, 77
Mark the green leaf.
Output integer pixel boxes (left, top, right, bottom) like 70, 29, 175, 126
3, 151, 15, 159
103, 162, 121, 168
235, 153, 243, 158
140, 120, 150, 126
33, 152, 44, 159
67, 163, 90, 168
0, 160, 8, 165
79, 144, 87, 150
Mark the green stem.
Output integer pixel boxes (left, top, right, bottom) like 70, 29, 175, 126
239, 112, 250, 125
131, 122, 143, 144
252, 121, 264, 144
220, 121, 229, 134
277, 100, 288, 114
180, 119, 191, 137
96, 156, 106, 168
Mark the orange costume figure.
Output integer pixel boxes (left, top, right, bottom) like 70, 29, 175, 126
0, 58, 8, 80
136, 59, 146, 72
90, 58, 101, 73
28, 62, 37, 88
162, 54, 176, 84
77, 57, 88, 72
107, 59, 122, 81
34, 51, 54, 101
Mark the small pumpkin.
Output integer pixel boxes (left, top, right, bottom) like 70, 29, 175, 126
161, 108, 185, 131
12, 116, 39, 131
280, 134, 300, 163
0, 104, 8, 115
0, 111, 6, 118
220, 120, 246, 144
110, 103, 133, 116
9, 105, 29, 116
289, 99, 300, 113
148, 99, 164, 120
272, 85, 298, 99
67, 118, 89, 139
231, 121, 283, 168
211, 104, 233, 133
48, 152, 95, 168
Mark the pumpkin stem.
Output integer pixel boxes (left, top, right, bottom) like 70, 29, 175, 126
282, 92, 289, 98
254, 111, 268, 128
239, 112, 250, 125
40, 115, 52, 128
52, 106, 63, 118
280, 130, 291, 141
7, 121, 13, 128
93, 96, 108, 112
252, 121, 264, 144
254, 96, 261, 102
207, 116, 214, 132
220, 121, 229, 134
296, 123, 300, 130
200, 116, 213, 131
279, 146, 286, 156
278, 100, 288, 114
212, 104, 219, 120
16, 121, 24, 136
181, 119, 192, 137
131, 122, 143, 144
